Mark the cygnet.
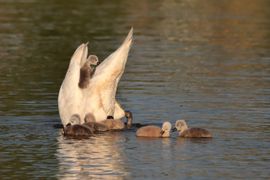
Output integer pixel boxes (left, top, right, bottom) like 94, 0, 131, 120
172, 120, 212, 138
136, 121, 172, 138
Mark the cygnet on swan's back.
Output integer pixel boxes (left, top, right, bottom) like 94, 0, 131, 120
173, 120, 212, 138
78, 55, 99, 89
136, 121, 172, 138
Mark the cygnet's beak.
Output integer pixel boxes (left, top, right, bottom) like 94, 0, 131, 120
160, 130, 165, 135
94, 60, 99, 66
171, 127, 177, 132
91, 62, 98, 68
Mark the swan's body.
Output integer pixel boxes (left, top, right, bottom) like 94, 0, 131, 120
58, 28, 133, 126
136, 121, 172, 138
173, 120, 212, 138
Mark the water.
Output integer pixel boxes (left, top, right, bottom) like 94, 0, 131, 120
0, 0, 270, 179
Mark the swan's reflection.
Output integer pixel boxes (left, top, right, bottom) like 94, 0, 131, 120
56, 131, 130, 179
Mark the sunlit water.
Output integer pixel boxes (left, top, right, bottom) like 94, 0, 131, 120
0, 0, 270, 179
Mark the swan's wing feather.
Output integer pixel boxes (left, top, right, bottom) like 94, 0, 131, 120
86, 28, 133, 119
62, 43, 88, 88
80, 42, 89, 66
58, 43, 88, 125
93, 27, 133, 79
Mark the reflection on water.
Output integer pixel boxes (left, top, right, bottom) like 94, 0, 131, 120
56, 131, 130, 179
0, 0, 270, 179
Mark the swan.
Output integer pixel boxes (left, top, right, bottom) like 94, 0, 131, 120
172, 120, 212, 138
58, 28, 133, 126
136, 121, 172, 138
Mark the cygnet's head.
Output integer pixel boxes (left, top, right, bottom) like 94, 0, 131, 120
174, 120, 188, 132
112, 119, 125, 129
161, 121, 172, 137
69, 114, 81, 125
84, 113, 96, 123
87, 55, 99, 66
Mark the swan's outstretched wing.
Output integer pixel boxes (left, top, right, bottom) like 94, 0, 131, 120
93, 28, 133, 78
87, 28, 133, 119
60, 43, 88, 89
58, 43, 88, 126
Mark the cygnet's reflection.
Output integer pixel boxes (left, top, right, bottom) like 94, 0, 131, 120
56, 131, 130, 179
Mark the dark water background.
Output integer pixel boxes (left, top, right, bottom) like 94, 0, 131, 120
0, 0, 269, 179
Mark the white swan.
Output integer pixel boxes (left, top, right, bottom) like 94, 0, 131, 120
58, 28, 133, 126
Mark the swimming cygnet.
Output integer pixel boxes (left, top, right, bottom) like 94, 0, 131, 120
63, 115, 94, 137
83, 112, 109, 132
63, 124, 94, 137
78, 55, 99, 89
136, 121, 172, 138
173, 120, 212, 138
84, 111, 133, 131
101, 110, 133, 130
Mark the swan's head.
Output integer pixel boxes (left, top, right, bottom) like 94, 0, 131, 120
160, 121, 172, 137
173, 120, 188, 133
69, 114, 81, 125
87, 55, 99, 66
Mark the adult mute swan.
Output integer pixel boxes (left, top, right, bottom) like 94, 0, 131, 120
58, 28, 133, 126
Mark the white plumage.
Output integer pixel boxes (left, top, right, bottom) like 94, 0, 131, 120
58, 28, 133, 126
